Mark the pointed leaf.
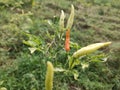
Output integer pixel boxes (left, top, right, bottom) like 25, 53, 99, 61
71, 70, 79, 80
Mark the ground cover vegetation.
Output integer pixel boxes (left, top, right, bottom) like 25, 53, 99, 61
0, 0, 120, 90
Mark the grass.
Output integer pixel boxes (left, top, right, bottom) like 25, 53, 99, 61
0, 0, 120, 90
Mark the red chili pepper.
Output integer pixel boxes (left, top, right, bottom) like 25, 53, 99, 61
65, 29, 70, 52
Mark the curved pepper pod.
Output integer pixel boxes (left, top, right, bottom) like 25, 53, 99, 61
72, 42, 112, 58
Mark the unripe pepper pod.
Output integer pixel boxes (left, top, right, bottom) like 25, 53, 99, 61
45, 61, 54, 90
66, 5, 74, 30
59, 10, 65, 31
65, 29, 70, 52
72, 42, 112, 58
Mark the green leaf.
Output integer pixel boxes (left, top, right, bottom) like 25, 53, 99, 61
70, 41, 80, 49
23, 33, 42, 47
69, 56, 74, 69
69, 57, 80, 69
23, 40, 38, 47
0, 81, 4, 85
71, 70, 79, 80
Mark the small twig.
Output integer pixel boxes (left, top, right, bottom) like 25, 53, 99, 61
45, 38, 55, 54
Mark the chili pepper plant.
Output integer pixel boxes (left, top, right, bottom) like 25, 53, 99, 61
23, 5, 112, 90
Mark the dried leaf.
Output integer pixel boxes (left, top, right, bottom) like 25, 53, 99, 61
28, 47, 37, 54
54, 68, 66, 72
